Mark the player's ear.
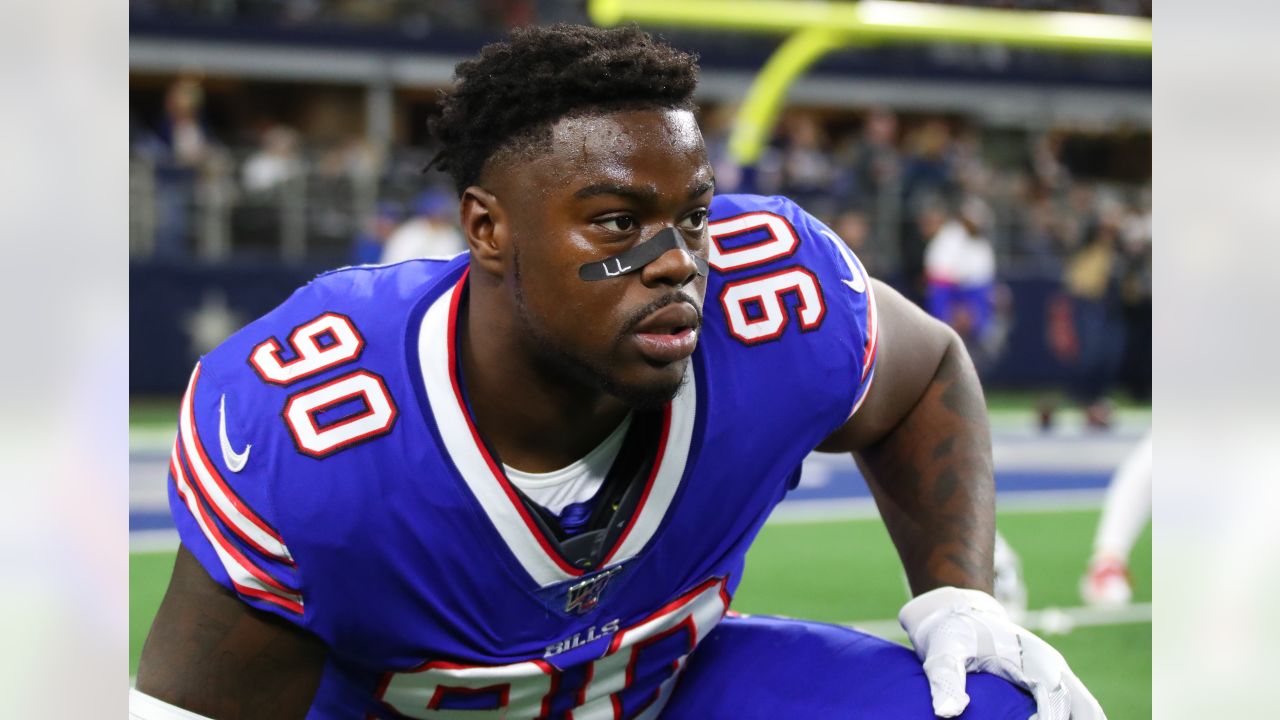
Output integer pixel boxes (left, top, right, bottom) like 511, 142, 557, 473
460, 185, 506, 278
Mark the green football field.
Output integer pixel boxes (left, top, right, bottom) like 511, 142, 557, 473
130, 507, 1151, 717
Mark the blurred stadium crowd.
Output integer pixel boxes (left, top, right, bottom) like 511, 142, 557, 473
129, 0, 1150, 423
132, 0, 1151, 31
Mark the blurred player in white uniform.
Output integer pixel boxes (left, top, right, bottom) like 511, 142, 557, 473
1081, 430, 1152, 606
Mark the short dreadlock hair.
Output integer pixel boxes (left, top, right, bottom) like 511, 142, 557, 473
426, 24, 700, 196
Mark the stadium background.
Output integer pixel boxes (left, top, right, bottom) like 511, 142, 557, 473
128, 1, 1152, 716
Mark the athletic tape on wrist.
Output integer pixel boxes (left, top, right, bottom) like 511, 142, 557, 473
578, 227, 709, 282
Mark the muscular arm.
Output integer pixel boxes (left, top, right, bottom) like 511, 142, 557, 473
819, 279, 994, 595
135, 546, 327, 719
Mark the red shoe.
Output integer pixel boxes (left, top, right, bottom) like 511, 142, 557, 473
1080, 556, 1131, 607
1085, 400, 1114, 430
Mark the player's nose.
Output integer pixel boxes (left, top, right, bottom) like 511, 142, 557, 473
640, 241, 700, 289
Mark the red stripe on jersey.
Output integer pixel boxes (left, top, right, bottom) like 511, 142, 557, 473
170, 443, 303, 614
371, 671, 394, 712
718, 582, 733, 613
861, 277, 879, 383
442, 269, 676, 578
236, 585, 305, 615
606, 577, 722, 659
181, 364, 294, 565
653, 577, 722, 622
443, 271, 585, 578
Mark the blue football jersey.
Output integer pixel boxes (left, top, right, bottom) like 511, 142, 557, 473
167, 194, 878, 719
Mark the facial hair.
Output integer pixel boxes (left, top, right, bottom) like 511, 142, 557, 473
511, 245, 691, 410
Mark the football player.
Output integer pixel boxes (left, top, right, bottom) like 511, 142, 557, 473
1081, 430, 1152, 607
133, 24, 1102, 719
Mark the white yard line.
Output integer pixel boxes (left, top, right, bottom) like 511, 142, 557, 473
844, 602, 1153, 642
130, 426, 177, 451
766, 489, 1106, 525
130, 529, 180, 553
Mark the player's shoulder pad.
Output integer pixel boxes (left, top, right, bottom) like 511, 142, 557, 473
708, 193, 870, 289
167, 256, 460, 619
194, 256, 455, 447
705, 194, 879, 418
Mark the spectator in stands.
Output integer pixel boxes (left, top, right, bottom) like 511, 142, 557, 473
1053, 195, 1128, 428
151, 77, 215, 258
317, 136, 382, 183
1028, 131, 1070, 196
228, 122, 303, 256
1010, 185, 1065, 272
311, 137, 384, 253
242, 124, 303, 194
847, 109, 902, 264
698, 103, 745, 195
352, 200, 403, 265
900, 119, 957, 300
950, 124, 990, 199
924, 195, 1007, 371
777, 111, 838, 220
855, 108, 901, 198
833, 209, 872, 270
380, 189, 465, 263
1117, 187, 1151, 402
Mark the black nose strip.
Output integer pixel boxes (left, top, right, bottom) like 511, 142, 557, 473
578, 227, 710, 282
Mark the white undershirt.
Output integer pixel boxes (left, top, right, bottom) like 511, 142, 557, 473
130, 689, 214, 720
504, 413, 632, 515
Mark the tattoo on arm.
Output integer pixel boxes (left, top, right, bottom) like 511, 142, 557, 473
856, 341, 995, 595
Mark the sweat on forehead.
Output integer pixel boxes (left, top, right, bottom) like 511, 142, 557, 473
482, 108, 706, 189
552, 109, 703, 156
476, 103, 691, 181
495, 101, 704, 171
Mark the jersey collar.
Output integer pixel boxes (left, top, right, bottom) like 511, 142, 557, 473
417, 269, 698, 587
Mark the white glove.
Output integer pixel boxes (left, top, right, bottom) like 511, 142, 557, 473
899, 586, 1105, 720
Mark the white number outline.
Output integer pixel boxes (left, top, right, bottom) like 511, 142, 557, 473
719, 266, 826, 345
707, 211, 800, 273
247, 312, 398, 458
708, 211, 828, 345
282, 369, 398, 458
374, 578, 730, 720
250, 312, 365, 385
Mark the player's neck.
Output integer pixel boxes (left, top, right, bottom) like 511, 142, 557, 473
459, 285, 631, 474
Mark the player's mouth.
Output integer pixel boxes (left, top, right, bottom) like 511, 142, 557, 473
630, 302, 700, 365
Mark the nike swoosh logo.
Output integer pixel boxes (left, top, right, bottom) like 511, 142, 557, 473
219, 394, 252, 473
819, 230, 867, 293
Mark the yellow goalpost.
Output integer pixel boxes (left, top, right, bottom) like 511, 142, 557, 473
587, 0, 1152, 163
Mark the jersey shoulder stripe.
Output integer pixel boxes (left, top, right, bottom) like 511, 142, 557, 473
178, 364, 293, 563
818, 224, 879, 416
169, 363, 303, 614
166, 258, 462, 623
169, 440, 303, 613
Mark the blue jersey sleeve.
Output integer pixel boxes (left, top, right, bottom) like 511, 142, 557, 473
165, 257, 457, 633
706, 194, 879, 429
792, 203, 879, 419
167, 358, 307, 620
